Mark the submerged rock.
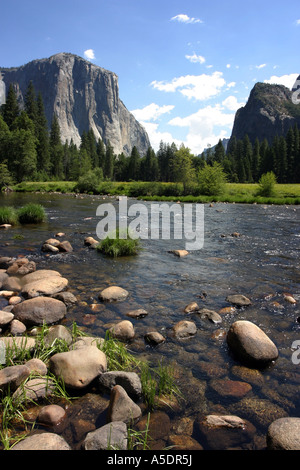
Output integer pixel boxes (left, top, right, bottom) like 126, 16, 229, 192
144, 331, 166, 345
173, 320, 197, 339
195, 414, 256, 450
226, 295, 252, 307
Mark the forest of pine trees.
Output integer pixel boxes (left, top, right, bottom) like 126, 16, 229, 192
0, 81, 300, 188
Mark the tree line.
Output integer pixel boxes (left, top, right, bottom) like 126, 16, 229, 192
0, 81, 299, 189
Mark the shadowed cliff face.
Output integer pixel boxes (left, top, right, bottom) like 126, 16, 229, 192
0, 53, 150, 156
229, 82, 300, 146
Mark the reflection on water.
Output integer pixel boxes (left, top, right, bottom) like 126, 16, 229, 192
0, 192, 300, 449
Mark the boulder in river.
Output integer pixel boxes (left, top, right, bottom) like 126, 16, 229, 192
173, 320, 197, 339
226, 294, 251, 307
107, 384, 142, 425
99, 286, 129, 302
12, 296, 67, 326
49, 346, 107, 389
227, 320, 278, 367
108, 320, 135, 342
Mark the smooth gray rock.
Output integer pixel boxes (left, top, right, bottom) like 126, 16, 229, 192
198, 308, 222, 324
227, 320, 278, 367
83, 422, 128, 450
267, 417, 300, 450
50, 346, 107, 389
0, 364, 31, 392
107, 385, 142, 425
11, 432, 71, 450
44, 324, 73, 347
108, 320, 135, 341
98, 371, 142, 398
12, 296, 67, 326
226, 294, 251, 307
99, 286, 129, 302
173, 320, 197, 339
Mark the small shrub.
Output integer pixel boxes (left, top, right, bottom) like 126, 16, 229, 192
256, 171, 277, 197
198, 162, 227, 196
96, 229, 140, 257
0, 207, 18, 225
17, 203, 46, 224
76, 169, 103, 194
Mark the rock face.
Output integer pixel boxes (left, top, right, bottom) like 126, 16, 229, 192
229, 81, 300, 146
0, 53, 150, 156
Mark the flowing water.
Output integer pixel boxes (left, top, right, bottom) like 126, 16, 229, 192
0, 192, 300, 450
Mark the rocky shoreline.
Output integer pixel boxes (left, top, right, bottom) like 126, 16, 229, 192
0, 237, 300, 450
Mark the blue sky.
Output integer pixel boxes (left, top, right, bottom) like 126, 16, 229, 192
1, 0, 299, 154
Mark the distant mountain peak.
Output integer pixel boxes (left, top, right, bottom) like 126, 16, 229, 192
229, 80, 300, 146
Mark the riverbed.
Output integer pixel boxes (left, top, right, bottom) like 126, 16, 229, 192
0, 192, 300, 450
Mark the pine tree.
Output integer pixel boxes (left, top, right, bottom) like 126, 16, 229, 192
35, 93, 50, 175
214, 139, 226, 163
103, 141, 115, 179
2, 84, 19, 129
128, 146, 140, 180
50, 114, 64, 179
24, 81, 37, 124
252, 138, 261, 182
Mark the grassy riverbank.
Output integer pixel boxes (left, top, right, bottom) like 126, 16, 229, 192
9, 181, 300, 205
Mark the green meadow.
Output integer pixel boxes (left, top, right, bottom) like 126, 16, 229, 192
10, 181, 300, 205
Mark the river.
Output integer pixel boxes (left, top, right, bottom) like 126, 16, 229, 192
0, 192, 300, 450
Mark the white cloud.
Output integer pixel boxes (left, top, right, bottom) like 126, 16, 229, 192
139, 121, 183, 151
296, 19, 300, 25
264, 73, 299, 90
227, 82, 236, 89
185, 53, 206, 64
170, 14, 203, 24
131, 103, 175, 122
222, 95, 245, 112
151, 72, 226, 101
84, 49, 96, 60
226, 64, 231, 69
168, 105, 235, 154
255, 64, 267, 69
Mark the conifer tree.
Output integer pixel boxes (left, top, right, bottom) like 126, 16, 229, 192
2, 84, 19, 129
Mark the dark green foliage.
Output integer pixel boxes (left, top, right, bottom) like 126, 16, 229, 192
17, 203, 46, 224
0, 206, 18, 225
96, 229, 140, 257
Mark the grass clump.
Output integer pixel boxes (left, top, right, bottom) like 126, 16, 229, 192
17, 203, 46, 224
96, 229, 140, 258
0, 206, 18, 225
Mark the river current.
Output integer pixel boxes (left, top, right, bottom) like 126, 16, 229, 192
0, 192, 299, 450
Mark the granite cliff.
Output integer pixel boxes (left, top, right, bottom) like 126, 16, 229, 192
229, 80, 300, 146
0, 53, 150, 156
